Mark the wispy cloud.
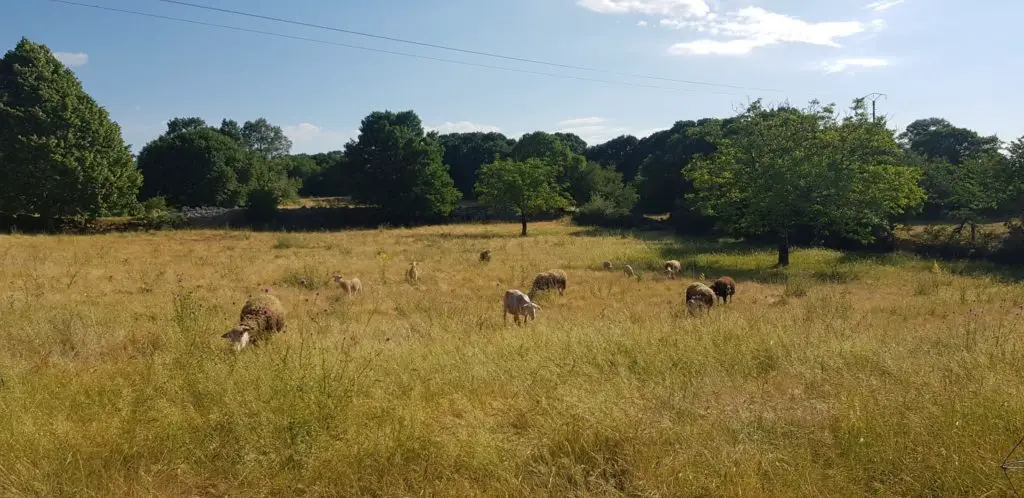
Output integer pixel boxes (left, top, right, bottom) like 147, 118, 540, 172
283, 122, 354, 153
555, 117, 629, 145
866, 0, 904, 12
54, 51, 88, 67
427, 121, 501, 134
637, 20, 649, 27
579, 2, 882, 56
819, 57, 890, 73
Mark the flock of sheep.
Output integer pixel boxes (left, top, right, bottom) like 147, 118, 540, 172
221, 251, 737, 350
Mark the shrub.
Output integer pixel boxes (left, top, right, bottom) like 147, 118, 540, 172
246, 188, 280, 226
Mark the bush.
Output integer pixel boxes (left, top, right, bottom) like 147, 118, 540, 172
246, 188, 281, 225
992, 219, 1024, 264
572, 195, 642, 228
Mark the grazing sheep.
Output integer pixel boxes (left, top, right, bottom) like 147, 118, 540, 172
685, 282, 715, 315
480, 249, 492, 262
222, 294, 286, 350
623, 264, 637, 278
710, 276, 736, 304
664, 260, 682, 279
529, 269, 567, 298
332, 273, 363, 294
603, 260, 613, 271
504, 289, 541, 326
406, 261, 420, 283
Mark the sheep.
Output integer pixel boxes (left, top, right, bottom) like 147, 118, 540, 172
480, 249, 492, 262
332, 273, 363, 294
710, 276, 736, 304
222, 293, 286, 350
406, 261, 420, 283
685, 282, 715, 316
623, 264, 637, 278
664, 260, 682, 279
602, 260, 613, 271
529, 269, 567, 298
504, 289, 541, 326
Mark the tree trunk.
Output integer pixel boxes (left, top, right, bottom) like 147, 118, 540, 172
520, 215, 528, 237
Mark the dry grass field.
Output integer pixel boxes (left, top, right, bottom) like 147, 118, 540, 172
2, 220, 1024, 496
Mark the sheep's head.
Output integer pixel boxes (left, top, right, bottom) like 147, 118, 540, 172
222, 325, 252, 350
332, 273, 344, 283
523, 302, 541, 319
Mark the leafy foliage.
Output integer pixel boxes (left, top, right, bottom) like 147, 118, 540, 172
475, 158, 571, 236
241, 117, 292, 159
346, 110, 461, 220
0, 37, 142, 220
438, 132, 514, 199
684, 99, 925, 265
585, 134, 643, 182
898, 117, 1001, 165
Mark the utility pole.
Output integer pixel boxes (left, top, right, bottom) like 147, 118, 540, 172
863, 92, 887, 122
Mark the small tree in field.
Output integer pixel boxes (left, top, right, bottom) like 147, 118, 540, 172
475, 158, 570, 236
685, 99, 924, 266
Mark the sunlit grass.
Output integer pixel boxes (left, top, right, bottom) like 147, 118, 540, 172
0, 221, 1022, 496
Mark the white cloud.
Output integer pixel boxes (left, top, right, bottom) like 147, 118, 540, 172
577, 0, 711, 18
819, 57, 890, 73
555, 117, 630, 145
283, 122, 354, 153
426, 121, 501, 134
556, 117, 608, 127
54, 51, 88, 67
866, 0, 904, 12
637, 20, 649, 27
582, 2, 878, 56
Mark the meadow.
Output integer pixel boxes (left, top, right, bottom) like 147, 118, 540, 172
1, 220, 1024, 496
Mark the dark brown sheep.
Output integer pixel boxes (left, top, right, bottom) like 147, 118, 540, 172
710, 276, 736, 304
480, 249, 492, 262
529, 269, 567, 298
222, 294, 286, 350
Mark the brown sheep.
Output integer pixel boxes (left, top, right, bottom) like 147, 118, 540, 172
602, 260, 613, 271
685, 282, 715, 315
480, 249, 492, 262
529, 269, 567, 298
710, 276, 736, 304
406, 261, 420, 283
222, 293, 286, 350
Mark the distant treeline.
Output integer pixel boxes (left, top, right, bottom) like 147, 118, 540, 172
3, 37, 1024, 266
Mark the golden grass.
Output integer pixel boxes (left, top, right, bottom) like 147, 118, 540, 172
2, 221, 1024, 496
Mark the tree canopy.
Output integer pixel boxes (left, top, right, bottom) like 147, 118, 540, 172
438, 131, 515, 199
0, 37, 142, 220
685, 99, 925, 266
346, 110, 461, 220
475, 158, 571, 236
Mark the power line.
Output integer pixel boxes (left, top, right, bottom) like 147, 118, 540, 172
47, 0, 760, 97
150, 0, 786, 94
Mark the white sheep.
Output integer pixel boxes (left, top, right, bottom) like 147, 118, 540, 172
504, 289, 541, 326
664, 260, 682, 279
623, 264, 637, 279
406, 261, 420, 283
332, 273, 363, 294
602, 260, 613, 271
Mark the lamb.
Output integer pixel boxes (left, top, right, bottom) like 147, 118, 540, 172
406, 261, 420, 283
504, 289, 541, 326
603, 260, 613, 271
685, 282, 715, 315
222, 293, 286, 351
623, 264, 637, 278
332, 273, 363, 294
529, 269, 567, 298
664, 260, 682, 279
480, 249, 492, 262
710, 276, 736, 304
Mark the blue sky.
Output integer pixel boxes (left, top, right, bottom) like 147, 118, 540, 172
4, 0, 1023, 154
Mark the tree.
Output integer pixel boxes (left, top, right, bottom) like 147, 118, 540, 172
475, 158, 571, 236
219, 119, 243, 143
553, 132, 587, 156
166, 117, 208, 135
0, 37, 142, 221
346, 110, 461, 220
898, 117, 1001, 165
438, 132, 514, 199
241, 117, 292, 159
137, 126, 295, 207
632, 120, 718, 215
1004, 137, 1024, 214
685, 99, 924, 266
585, 134, 643, 182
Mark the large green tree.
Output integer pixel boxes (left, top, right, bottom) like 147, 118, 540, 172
585, 134, 643, 182
0, 37, 142, 220
475, 158, 571, 236
438, 131, 514, 199
240, 117, 292, 159
685, 99, 925, 266
898, 118, 1001, 165
345, 110, 461, 220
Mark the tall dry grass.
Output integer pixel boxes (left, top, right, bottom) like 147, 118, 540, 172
1, 221, 1024, 496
